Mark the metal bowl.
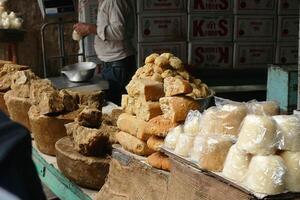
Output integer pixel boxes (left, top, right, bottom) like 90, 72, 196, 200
195, 90, 215, 112
61, 62, 96, 83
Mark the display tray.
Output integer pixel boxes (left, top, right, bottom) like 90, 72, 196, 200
161, 146, 300, 200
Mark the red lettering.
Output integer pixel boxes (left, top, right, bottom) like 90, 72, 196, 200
195, 47, 204, 64
220, 0, 229, 9
193, 20, 204, 37
218, 47, 229, 63
194, 0, 204, 9
218, 19, 228, 36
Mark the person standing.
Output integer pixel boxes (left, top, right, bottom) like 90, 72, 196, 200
74, 0, 136, 105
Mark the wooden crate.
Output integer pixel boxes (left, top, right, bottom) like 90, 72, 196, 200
166, 157, 300, 200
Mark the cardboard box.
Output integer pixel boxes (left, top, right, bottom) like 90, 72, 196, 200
188, 0, 232, 13
234, 43, 275, 68
276, 43, 298, 64
138, 13, 187, 43
188, 14, 233, 42
278, 0, 299, 15
277, 16, 299, 42
234, 16, 276, 42
233, 0, 277, 14
137, 42, 187, 67
188, 42, 233, 68
137, 0, 186, 13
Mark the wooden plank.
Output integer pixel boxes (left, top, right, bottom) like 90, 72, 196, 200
162, 147, 300, 200
167, 159, 251, 200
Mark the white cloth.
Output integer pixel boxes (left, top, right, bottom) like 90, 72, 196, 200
94, 0, 135, 62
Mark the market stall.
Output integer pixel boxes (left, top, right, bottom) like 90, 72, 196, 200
0, 51, 300, 200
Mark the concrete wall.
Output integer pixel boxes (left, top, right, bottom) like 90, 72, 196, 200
6, 0, 79, 77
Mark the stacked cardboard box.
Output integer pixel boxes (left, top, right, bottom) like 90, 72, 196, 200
80, 0, 299, 69
187, 0, 233, 69
136, 0, 188, 66
233, 0, 277, 68
276, 0, 299, 64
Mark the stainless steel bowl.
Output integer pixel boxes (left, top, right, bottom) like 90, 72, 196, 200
195, 90, 215, 112
61, 62, 96, 83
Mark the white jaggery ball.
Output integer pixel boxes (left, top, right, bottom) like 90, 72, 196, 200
248, 101, 279, 116
273, 115, 300, 152
190, 134, 234, 172
184, 110, 201, 136
174, 134, 194, 157
199, 104, 247, 136
236, 115, 278, 155
243, 155, 286, 195
222, 144, 251, 182
164, 125, 183, 150
281, 151, 300, 192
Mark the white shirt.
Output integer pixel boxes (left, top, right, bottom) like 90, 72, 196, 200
94, 0, 135, 62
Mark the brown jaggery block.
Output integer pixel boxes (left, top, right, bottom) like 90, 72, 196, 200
38, 90, 64, 115
121, 94, 136, 115
147, 135, 164, 152
147, 152, 171, 171
55, 137, 110, 190
4, 91, 32, 130
115, 131, 154, 156
146, 115, 179, 137
30, 79, 55, 105
160, 96, 200, 122
117, 113, 151, 141
0, 60, 12, 67
126, 79, 165, 101
169, 57, 183, 70
78, 90, 104, 110
76, 107, 102, 128
0, 63, 29, 77
29, 106, 80, 155
10, 70, 38, 90
59, 89, 79, 112
164, 76, 193, 97
65, 122, 111, 156
145, 53, 159, 64
134, 98, 162, 121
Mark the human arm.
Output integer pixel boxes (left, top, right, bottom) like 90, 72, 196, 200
73, 23, 97, 37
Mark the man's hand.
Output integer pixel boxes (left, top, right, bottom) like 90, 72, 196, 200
73, 23, 97, 37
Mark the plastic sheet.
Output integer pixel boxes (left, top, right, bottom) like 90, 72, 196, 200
281, 151, 300, 192
243, 155, 287, 195
247, 101, 279, 116
174, 134, 194, 157
236, 115, 278, 155
164, 125, 183, 150
222, 144, 251, 182
199, 104, 247, 136
214, 96, 241, 106
190, 134, 234, 172
183, 110, 201, 136
273, 115, 300, 152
